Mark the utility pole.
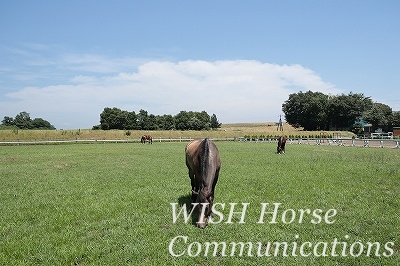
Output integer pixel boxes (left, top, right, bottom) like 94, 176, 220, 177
277, 115, 283, 131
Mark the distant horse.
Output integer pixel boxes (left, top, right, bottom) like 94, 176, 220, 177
141, 135, 152, 144
185, 138, 221, 228
277, 136, 287, 154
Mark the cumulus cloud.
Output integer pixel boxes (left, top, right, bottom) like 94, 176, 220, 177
1, 59, 342, 129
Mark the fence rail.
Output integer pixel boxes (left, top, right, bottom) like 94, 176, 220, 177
241, 137, 400, 149
0, 137, 232, 146
0, 137, 399, 148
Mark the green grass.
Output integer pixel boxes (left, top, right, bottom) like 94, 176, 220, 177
0, 142, 399, 265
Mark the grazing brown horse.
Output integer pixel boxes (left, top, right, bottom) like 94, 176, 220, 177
185, 138, 221, 228
277, 136, 287, 154
141, 135, 152, 144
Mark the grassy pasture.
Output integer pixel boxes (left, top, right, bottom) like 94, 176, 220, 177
0, 142, 399, 265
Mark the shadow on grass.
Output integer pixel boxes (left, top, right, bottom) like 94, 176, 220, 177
178, 193, 199, 226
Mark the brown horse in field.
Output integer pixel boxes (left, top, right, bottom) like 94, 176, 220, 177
185, 138, 221, 228
277, 136, 287, 154
141, 135, 152, 144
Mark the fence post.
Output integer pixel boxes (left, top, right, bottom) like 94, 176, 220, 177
364, 140, 369, 147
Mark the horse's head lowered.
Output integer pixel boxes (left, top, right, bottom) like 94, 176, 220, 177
277, 136, 287, 154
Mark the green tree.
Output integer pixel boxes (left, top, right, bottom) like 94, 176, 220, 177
31, 118, 56, 129
97, 108, 219, 131
14, 111, 32, 129
391, 111, 400, 127
328, 93, 373, 130
157, 114, 175, 130
210, 113, 222, 129
137, 109, 150, 130
2, 116, 14, 126
147, 114, 158, 130
100, 107, 125, 130
363, 102, 393, 132
195, 111, 211, 130
282, 91, 329, 130
124, 111, 138, 130
175, 111, 190, 130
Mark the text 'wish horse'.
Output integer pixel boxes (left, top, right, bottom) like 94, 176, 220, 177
185, 138, 221, 228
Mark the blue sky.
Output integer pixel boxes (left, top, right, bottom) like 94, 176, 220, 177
1, 1, 399, 129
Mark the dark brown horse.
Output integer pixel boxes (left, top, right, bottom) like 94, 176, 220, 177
277, 136, 287, 154
185, 138, 221, 228
141, 135, 152, 144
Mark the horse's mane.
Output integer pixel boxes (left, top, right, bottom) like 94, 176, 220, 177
200, 138, 210, 183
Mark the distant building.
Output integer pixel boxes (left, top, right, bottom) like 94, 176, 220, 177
363, 123, 373, 137
394, 127, 400, 137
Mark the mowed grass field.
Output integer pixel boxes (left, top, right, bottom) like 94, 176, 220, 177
0, 141, 399, 265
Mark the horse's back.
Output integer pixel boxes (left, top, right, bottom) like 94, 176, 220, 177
185, 139, 203, 158
185, 139, 203, 170
185, 139, 220, 170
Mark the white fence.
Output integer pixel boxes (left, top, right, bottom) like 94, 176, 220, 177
0, 137, 399, 148
0, 137, 233, 146
241, 137, 400, 149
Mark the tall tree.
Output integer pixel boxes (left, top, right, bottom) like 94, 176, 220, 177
175, 111, 190, 130
282, 91, 329, 130
391, 111, 400, 128
14, 111, 32, 129
31, 118, 56, 129
328, 93, 373, 130
147, 114, 158, 130
363, 102, 393, 132
210, 113, 222, 129
123, 111, 138, 130
2, 116, 14, 126
156, 114, 175, 130
196, 111, 211, 130
137, 109, 149, 130
100, 107, 124, 130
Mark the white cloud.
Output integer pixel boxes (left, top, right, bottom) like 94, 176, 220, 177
1, 59, 342, 129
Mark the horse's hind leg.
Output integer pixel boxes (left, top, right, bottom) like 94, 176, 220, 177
188, 170, 198, 202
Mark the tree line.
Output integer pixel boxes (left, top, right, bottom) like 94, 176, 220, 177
1, 111, 55, 130
3, 92, 398, 133
282, 91, 400, 133
92, 108, 222, 131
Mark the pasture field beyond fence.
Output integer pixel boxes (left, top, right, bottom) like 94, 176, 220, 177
0, 142, 399, 265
